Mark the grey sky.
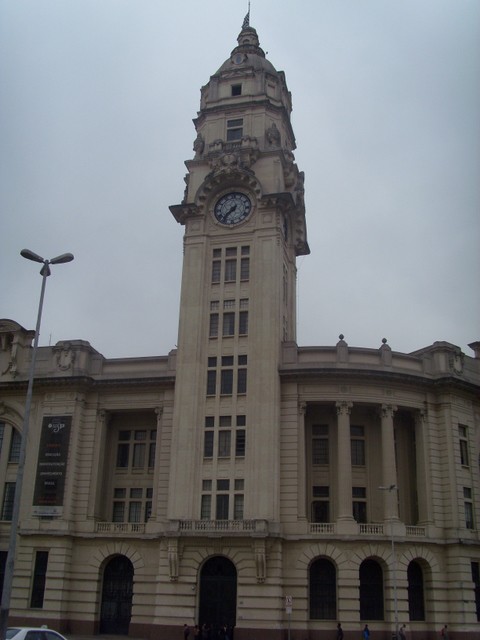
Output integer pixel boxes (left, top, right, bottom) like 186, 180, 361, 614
1, 0, 478, 358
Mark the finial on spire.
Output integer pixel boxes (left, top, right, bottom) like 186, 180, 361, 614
242, 1, 250, 29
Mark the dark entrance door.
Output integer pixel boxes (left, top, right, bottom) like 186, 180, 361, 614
100, 555, 134, 634
199, 556, 237, 634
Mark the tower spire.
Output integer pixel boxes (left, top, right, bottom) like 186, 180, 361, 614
242, 1, 250, 29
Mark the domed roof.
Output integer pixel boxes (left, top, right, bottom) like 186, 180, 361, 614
215, 14, 279, 77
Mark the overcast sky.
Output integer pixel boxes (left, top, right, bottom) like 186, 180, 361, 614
1, 0, 479, 359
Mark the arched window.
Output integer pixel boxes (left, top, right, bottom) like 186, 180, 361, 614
408, 561, 425, 620
360, 559, 384, 620
309, 558, 336, 619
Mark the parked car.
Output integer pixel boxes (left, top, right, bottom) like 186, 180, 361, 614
6, 628, 68, 640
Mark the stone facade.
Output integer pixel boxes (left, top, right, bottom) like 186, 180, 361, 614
0, 16, 479, 640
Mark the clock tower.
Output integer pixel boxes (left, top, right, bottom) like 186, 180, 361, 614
168, 15, 308, 525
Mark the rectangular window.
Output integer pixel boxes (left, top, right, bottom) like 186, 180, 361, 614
1, 482, 15, 521
237, 368, 247, 394
30, 551, 48, 608
235, 430, 246, 457
132, 443, 145, 468
211, 260, 221, 284
239, 311, 248, 335
206, 370, 217, 396
312, 501, 329, 523
464, 487, 474, 529
352, 487, 367, 523
459, 425, 469, 466
112, 501, 125, 522
240, 257, 250, 281
223, 312, 235, 336
8, 429, 21, 463
231, 84, 242, 96
148, 441, 156, 468
226, 118, 243, 142
216, 494, 229, 520
201, 494, 211, 519
351, 426, 366, 466
312, 425, 329, 465
225, 259, 236, 282
204, 431, 214, 458
221, 370, 233, 395
128, 501, 141, 523
209, 314, 219, 338
234, 494, 244, 520
116, 443, 129, 468
218, 431, 231, 457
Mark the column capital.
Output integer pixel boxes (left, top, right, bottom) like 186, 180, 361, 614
298, 401, 307, 415
379, 403, 398, 419
336, 400, 353, 416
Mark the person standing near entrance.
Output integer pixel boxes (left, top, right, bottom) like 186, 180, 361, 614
399, 624, 406, 640
336, 623, 344, 640
362, 624, 370, 640
184, 624, 190, 640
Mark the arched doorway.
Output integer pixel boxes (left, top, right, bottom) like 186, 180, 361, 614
100, 555, 134, 634
199, 556, 237, 633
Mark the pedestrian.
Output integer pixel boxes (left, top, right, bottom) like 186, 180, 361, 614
184, 624, 190, 640
399, 625, 406, 640
441, 625, 449, 640
336, 623, 344, 640
362, 624, 370, 640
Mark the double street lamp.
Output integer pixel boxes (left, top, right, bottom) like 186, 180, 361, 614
0, 249, 74, 640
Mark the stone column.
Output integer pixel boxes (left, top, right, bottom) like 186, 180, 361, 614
415, 408, 433, 525
336, 401, 354, 522
380, 403, 399, 520
298, 401, 307, 521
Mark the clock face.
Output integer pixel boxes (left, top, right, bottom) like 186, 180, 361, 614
214, 192, 252, 225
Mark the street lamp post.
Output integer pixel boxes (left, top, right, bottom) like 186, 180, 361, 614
379, 484, 399, 640
0, 249, 74, 640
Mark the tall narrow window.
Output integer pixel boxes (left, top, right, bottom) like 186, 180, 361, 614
309, 559, 336, 619
352, 487, 367, 523
239, 310, 248, 335
407, 561, 425, 620
206, 370, 217, 396
8, 428, 21, 463
312, 486, 329, 523
1, 482, 15, 521
359, 559, 384, 620
211, 260, 221, 284
459, 425, 469, 466
223, 312, 235, 337
218, 431, 231, 457
30, 551, 49, 608
464, 487, 474, 529
240, 257, 250, 281
201, 494, 212, 520
351, 425, 366, 465
225, 259, 236, 282
312, 425, 329, 465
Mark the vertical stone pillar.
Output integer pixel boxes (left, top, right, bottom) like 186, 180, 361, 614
415, 408, 433, 525
336, 401, 354, 522
380, 403, 399, 520
298, 401, 307, 521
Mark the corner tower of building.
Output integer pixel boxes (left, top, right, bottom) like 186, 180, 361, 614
168, 17, 308, 523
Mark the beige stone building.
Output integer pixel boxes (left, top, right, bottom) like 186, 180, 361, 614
1, 16, 479, 640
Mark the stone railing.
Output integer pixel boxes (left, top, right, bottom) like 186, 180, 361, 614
406, 525, 426, 537
359, 523, 384, 535
309, 523, 336, 534
95, 522, 146, 535
177, 519, 259, 534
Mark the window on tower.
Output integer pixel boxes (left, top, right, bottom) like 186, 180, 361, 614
226, 118, 243, 141
231, 84, 242, 96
